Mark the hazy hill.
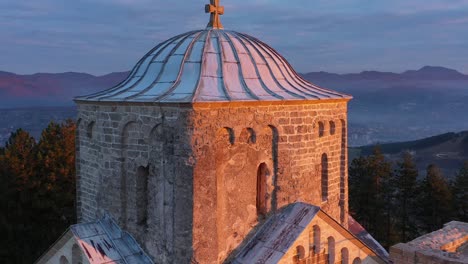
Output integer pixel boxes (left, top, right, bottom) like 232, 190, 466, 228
351, 131, 468, 178
1, 66, 467, 146
302, 66, 468, 145
0, 71, 129, 108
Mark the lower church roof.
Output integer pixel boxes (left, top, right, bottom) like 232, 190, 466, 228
227, 202, 389, 264
36, 214, 154, 264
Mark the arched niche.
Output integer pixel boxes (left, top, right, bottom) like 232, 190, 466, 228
318, 121, 325, 137
120, 121, 139, 227
72, 244, 82, 264
341, 247, 349, 264
216, 127, 234, 145
328, 236, 335, 264
330, 120, 336, 135
136, 165, 149, 226
87, 121, 96, 139
352, 257, 362, 264
256, 162, 270, 218
321, 153, 329, 202
60, 256, 70, 264
239, 127, 256, 144
313, 225, 321, 254
294, 245, 306, 263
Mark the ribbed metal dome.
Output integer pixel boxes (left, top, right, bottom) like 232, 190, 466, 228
76, 29, 350, 103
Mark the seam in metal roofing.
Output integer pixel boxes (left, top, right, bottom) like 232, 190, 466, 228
70, 214, 154, 264
76, 29, 351, 103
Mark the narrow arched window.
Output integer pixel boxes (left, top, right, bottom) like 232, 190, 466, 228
341, 248, 349, 264
313, 225, 321, 254
297, 245, 305, 259
87, 121, 95, 139
60, 256, 70, 264
318, 122, 325, 137
328, 237, 335, 264
321, 153, 329, 201
352, 257, 362, 264
136, 165, 149, 225
330, 121, 336, 135
257, 163, 270, 218
72, 244, 82, 264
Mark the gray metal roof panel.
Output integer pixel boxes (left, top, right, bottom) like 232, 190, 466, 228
76, 29, 351, 103
70, 214, 154, 264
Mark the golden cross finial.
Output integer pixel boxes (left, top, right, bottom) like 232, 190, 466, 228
205, 0, 224, 29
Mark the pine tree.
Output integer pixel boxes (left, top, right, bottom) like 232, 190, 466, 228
452, 161, 468, 221
418, 164, 453, 233
393, 151, 419, 242
349, 146, 395, 248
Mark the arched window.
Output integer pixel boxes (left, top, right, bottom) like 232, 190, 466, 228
136, 165, 149, 225
330, 121, 336, 135
313, 225, 321, 254
294, 245, 306, 263
341, 248, 349, 264
72, 244, 82, 264
352, 257, 362, 264
86, 121, 95, 139
328, 237, 335, 264
257, 163, 270, 218
321, 153, 329, 202
318, 122, 325, 137
60, 256, 70, 264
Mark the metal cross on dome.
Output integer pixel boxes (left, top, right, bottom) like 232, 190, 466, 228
205, 0, 224, 29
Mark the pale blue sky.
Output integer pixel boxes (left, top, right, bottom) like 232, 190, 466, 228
1, 0, 467, 75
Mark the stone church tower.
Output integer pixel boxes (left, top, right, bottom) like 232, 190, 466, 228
73, 1, 357, 263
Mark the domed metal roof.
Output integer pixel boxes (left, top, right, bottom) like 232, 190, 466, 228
76, 29, 350, 103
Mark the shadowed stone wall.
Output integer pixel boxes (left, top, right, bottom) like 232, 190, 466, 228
75, 99, 349, 264
76, 103, 194, 263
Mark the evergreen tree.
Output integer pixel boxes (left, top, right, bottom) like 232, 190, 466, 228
393, 151, 419, 242
0, 129, 37, 263
0, 121, 76, 263
418, 164, 453, 233
452, 161, 468, 221
349, 146, 395, 248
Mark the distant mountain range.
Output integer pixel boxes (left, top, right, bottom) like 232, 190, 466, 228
0, 71, 128, 108
0, 66, 467, 146
0, 66, 467, 108
303, 66, 468, 81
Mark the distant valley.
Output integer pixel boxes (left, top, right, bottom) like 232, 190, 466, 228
351, 130, 468, 178
0, 66, 467, 147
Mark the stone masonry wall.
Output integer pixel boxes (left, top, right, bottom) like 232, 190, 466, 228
280, 213, 380, 264
76, 99, 349, 264
76, 103, 194, 264
190, 100, 349, 263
